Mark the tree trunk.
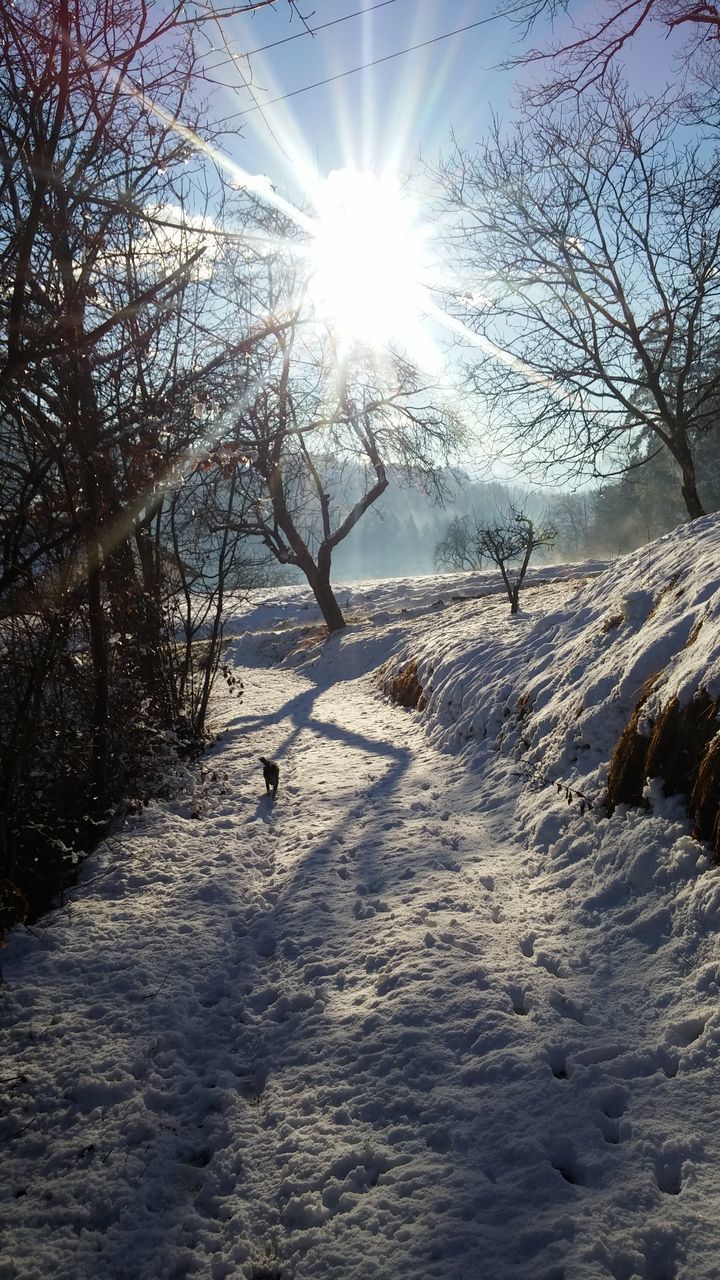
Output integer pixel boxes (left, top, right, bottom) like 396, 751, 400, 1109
86, 539, 109, 809
308, 567, 346, 632
670, 435, 706, 520
680, 469, 705, 521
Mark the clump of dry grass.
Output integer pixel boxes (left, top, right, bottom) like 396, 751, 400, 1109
516, 691, 534, 720
384, 659, 426, 711
645, 571, 682, 622
606, 673, 662, 811
288, 625, 329, 655
685, 618, 704, 647
607, 678, 720, 859
645, 692, 719, 801
600, 613, 624, 634
692, 735, 720, 852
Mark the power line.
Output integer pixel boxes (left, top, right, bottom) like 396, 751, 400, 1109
201, 0, 405, 77
226, 14, 500, 119
245, 0, 405, 57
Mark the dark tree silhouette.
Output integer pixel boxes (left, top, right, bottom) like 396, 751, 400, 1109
0, 0, 304, 924
501, 0, 720, 99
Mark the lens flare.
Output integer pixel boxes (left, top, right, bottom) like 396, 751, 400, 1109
306, 168, 431, 352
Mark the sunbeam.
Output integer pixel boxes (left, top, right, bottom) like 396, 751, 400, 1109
110, 52, 574, 419
424, 301, 584, 403
305, 168, 432, 353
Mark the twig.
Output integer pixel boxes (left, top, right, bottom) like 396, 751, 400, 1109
511, 760, 600, 816
143, 972, 171, 1000
0, 1113, 39, 1143
22, 925, 48, 946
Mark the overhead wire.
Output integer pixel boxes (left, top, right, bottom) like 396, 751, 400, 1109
219, 13, 501, 120
203, 0, 405, 70
207, 10, 292, 155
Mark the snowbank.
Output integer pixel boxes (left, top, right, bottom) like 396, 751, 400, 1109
385, 514, 720, 833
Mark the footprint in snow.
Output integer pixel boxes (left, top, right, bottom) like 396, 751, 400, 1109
437, 930, 481, 956
596, 1083, 629, 1120
534, 950, 569, 979
353, 896, 390, 919
254, 931, 277, 958
547, 989, 587, 1024
584, 1078, 631, 1147
655, 1145, 689, 1196
546, 1044, 569, 1079
508, 984, 531, 1016
664, 1013, 708, 1048
549, 1137, 587, 1186
598, 1113, 626, 1145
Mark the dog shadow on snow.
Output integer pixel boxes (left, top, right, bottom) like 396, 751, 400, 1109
254, 792, 277, 821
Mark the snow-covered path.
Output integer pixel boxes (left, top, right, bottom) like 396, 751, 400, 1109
2, 599, 719, 1279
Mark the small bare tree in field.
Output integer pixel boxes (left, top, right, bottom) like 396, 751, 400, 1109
476, 512, 557, 614
436, 508, 556, 613
434, 515, 485, 572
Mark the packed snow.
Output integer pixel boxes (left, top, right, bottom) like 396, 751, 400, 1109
2, 521, 720, 1280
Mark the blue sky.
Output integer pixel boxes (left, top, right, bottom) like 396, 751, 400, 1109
204, 0, 678, 202
213, 1, 534, 198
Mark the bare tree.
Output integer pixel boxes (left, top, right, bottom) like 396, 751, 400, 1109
0, 0, 303, 925
214, 233, 462, 632
434, 515, 485, 572
165, 450, 272, 738
501, 0, 720, 99
547, 491, 592, 558
475, 511, 557, 615
434, 506, 556, 610
437, 88, 720, 521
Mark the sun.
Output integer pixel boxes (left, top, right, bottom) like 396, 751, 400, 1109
307, 168, 431, 352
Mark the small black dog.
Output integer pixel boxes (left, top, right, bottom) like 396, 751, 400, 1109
259, 756, 279, 797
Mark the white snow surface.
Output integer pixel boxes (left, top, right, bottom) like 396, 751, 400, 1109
2, 520, 720, 1279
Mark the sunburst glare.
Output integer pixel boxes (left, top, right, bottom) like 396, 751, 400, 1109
306, 168, 432, 354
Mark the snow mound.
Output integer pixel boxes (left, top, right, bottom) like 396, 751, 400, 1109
386, 513, 720, 841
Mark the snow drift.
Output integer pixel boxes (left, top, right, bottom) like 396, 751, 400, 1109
384, 513, 720, 854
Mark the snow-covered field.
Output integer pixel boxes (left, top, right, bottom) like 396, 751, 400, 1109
2, 521, 720, 1279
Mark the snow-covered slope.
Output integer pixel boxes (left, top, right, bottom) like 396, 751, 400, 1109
399, 514, 720, 799
1, 521, 719, 1280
